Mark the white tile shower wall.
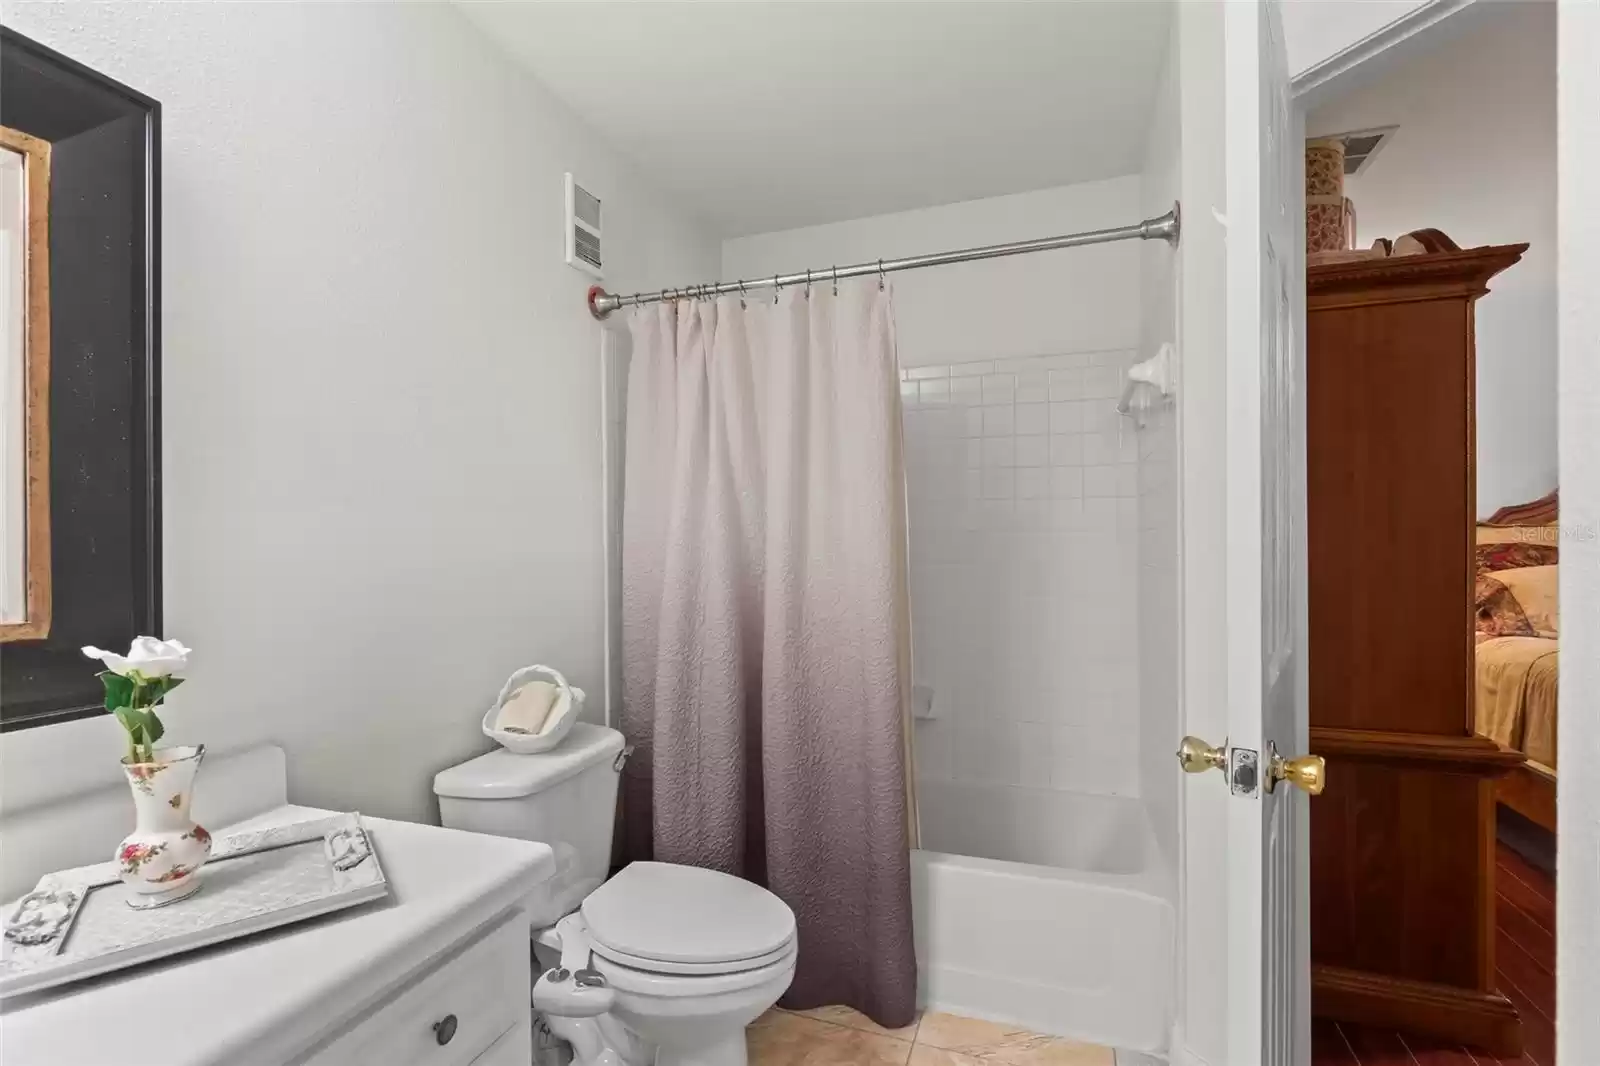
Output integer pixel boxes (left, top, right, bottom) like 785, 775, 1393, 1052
723, 179, 1145, 828
903, 349, 1141, 799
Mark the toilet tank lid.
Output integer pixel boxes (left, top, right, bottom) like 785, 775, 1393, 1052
433, 723, 625, 799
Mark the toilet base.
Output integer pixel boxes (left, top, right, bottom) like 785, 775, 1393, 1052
540, 1012, 751, 1066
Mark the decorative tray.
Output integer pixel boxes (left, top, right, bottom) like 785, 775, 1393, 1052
0, 813, 388, 998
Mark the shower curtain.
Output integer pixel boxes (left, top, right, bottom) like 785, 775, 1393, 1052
620, 279, 917, 1028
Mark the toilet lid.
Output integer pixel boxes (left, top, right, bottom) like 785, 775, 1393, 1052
581, 862, 796, 970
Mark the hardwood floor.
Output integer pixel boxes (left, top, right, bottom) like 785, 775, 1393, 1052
1311, 841, 1556, 1065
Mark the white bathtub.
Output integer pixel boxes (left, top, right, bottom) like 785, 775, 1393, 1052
912, 782, 1173, 1053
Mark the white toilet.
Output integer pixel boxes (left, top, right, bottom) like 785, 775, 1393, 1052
434, 723, 797, 1066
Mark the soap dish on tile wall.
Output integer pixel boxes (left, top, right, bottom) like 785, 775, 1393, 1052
1116, 343, 1176, 427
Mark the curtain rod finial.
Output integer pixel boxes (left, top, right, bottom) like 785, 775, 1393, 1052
588, 285, 619, 320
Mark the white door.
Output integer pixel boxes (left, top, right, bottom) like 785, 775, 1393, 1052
1175, 2, 1316, 1065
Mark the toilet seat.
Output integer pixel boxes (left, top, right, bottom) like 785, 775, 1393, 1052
590, 938, 796, 977
581, 862, 797, 977
591, 939, 797, 997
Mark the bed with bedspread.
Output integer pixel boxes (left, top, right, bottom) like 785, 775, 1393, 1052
1474, 492, 1559, 832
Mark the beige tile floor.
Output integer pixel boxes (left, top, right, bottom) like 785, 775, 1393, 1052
747, 1005, 1119, 1065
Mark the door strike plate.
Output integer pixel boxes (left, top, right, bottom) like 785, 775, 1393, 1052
1230, 746, 1260, 796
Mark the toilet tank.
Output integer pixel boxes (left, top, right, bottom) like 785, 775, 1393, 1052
434, 723, 626, 924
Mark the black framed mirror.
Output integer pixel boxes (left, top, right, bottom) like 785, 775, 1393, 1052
0, 28, 161, 731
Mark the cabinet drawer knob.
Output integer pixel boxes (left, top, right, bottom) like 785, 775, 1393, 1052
433, 1014, 458, 1046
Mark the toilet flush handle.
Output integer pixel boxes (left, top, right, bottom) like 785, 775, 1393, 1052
613, 744, 635, 772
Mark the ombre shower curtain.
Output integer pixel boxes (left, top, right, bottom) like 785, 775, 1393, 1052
620, 278, 917, 1027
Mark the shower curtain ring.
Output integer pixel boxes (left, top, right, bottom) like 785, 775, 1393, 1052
773, 274, 780, 304
738, 279, 747, 308
804, 268, 812, 299
832, 264, 839, 296
877, 259, 885, 291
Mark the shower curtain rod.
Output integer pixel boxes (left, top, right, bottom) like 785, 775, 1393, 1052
586, 203, 1180, 319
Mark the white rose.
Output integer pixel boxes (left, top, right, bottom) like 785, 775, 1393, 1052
82, 637, 192, 679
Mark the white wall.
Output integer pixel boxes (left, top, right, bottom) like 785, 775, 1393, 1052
1557, 3, 1600, 1061
723, 180, 1141, 368
0, 2, 719, 822
724, 181, 1144, 859
1307, 2, 1557, 516
1136, 22, 1182, 895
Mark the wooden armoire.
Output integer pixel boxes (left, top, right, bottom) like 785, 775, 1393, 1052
1306, 241, 1528, 1055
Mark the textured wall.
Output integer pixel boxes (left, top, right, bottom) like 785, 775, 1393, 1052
0, 2, 718, 821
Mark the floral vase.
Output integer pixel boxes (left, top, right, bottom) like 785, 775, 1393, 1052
117, 744, 213, 909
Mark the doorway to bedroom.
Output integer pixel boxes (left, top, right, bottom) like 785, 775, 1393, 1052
1299, 4, 1558, 1063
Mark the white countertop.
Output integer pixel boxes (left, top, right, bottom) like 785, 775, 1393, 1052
0, 805, 553, 1066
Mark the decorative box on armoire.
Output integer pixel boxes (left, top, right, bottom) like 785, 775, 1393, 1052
1306, 240, 1528, 1056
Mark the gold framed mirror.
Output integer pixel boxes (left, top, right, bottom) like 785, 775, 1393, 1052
1, 124, 51, 642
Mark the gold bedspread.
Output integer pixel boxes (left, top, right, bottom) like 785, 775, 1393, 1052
1475, 635, 1559, 769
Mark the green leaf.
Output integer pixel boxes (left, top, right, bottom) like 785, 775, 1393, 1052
144, 711, 165, 745
99, 672, 135, 711
148, 676, 185, 705
112, 705, 145, 740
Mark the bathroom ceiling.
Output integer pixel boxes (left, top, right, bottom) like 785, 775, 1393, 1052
456, 1, 1173, 237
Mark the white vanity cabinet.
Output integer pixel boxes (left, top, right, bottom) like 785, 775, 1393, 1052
297, 904, 531, 1066
1, 786, 554, 1066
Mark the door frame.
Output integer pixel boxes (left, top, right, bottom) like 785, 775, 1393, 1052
1171, 2, 1264, 1063
1173, 3, 1600, 1063
1555, 3, 1600, 1061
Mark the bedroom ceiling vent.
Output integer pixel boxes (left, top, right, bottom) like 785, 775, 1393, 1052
1321, 126, 1398, 176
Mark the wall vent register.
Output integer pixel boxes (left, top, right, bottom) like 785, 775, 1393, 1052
1325, 125, 1398, 176
565, 172, 602, 278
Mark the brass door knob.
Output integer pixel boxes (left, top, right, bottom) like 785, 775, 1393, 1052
1267, 744, 1326, 795
1176, 736, 1227, 775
